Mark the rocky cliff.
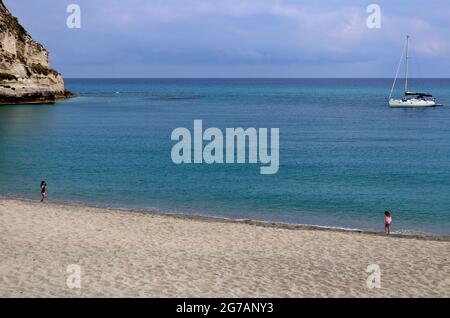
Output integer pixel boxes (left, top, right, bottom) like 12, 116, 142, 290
0, 0, 71, 104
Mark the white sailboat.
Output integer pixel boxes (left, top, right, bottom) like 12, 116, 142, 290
389, 36, 438, 107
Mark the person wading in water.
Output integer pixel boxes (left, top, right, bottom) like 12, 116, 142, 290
384, 211, 393, 234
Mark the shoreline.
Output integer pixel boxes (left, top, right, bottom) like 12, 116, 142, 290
0, 90, 75, 105
3, 197, 449, 242
1, 197, 449, 297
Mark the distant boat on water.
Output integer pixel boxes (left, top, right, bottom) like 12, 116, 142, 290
389, 36, 440, 108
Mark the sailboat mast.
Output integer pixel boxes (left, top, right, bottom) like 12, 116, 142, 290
404, 35, 410, 95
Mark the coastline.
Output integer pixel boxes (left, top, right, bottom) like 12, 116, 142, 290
3, 197, 450, 242
1, 197, 449, 297
0, 90, 75, 105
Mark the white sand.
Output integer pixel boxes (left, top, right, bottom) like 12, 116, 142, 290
0, 199, 449, 297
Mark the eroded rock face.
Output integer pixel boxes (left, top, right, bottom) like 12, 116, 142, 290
0, 0, 70, 104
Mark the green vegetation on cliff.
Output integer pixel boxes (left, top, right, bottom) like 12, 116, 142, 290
0, 0, 30, 42
29, 63, 60, 77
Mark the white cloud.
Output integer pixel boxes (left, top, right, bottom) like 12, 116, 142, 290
6, 0, 450, 76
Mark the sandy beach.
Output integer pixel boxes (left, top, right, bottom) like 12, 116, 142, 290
0, 198, 449, 298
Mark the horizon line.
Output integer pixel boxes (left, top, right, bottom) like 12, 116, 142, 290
64, 77, 450, 80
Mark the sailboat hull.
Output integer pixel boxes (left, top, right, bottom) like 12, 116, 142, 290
389, 98, 436, 108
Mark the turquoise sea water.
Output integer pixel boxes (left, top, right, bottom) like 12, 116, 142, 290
1, 79, 450, 235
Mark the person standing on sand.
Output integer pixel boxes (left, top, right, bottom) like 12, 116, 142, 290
384, 211, 392, 234
40, 181, 47, 202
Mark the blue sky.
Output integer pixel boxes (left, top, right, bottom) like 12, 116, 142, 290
5, 0, 450, 78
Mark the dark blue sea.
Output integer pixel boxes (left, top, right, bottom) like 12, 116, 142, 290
1, 78, 450, 235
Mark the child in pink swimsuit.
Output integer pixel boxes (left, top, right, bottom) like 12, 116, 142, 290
384, 211, 392, 234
